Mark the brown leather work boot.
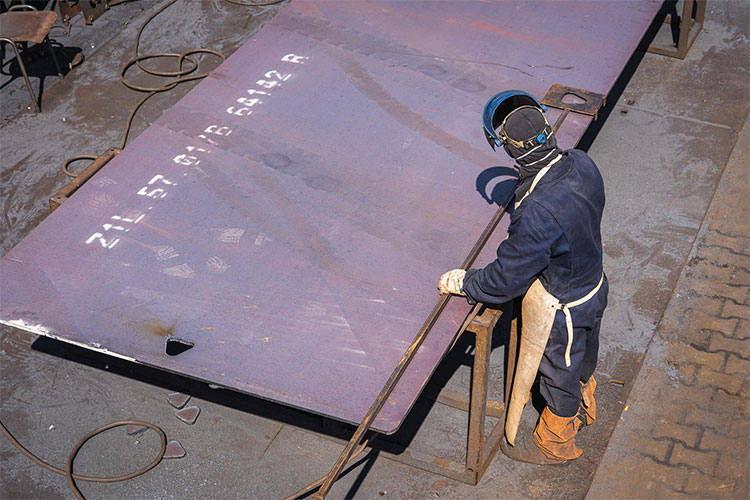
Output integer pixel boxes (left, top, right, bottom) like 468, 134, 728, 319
501, 407, 582, 464
576, 375, 597, 428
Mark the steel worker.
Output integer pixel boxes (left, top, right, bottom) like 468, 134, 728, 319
437, 91, 608, 465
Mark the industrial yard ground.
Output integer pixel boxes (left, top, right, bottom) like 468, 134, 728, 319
1, 1, 748, 499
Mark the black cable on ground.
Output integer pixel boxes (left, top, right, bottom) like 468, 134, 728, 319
64, 0, 248, 177
1, 419, 167, 500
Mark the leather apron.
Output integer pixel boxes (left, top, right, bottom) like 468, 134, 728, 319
504, 157, 603, 446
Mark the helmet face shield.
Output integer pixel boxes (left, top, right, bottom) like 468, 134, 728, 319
482, 90, 547, 150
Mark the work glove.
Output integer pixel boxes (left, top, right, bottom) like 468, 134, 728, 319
438, 269, 466, 296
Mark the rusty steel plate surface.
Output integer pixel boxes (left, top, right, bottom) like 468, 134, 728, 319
0, 1, 661, 433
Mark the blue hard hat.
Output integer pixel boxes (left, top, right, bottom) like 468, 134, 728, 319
482, 90, 547, 151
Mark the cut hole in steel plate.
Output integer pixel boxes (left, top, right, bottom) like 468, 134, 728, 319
562, 92, 587, 105
165, 338, 194, 356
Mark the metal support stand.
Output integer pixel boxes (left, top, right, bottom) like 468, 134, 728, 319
323, 305, 509, 486
648, 0, 706, 59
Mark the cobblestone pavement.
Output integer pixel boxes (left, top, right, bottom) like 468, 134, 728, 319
587, 119, 750, 499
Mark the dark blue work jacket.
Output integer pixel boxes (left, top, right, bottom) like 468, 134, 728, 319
463, 150, 605, 312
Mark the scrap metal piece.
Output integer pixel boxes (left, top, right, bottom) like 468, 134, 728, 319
175, 406, 200, 425
167, 392, 191, 409
163, 440, 187, 459
126, 424, 148, 435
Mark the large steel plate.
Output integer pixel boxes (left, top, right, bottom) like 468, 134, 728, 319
0, 1, 661, 433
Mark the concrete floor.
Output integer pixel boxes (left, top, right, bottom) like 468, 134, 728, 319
1, 1, 748, 499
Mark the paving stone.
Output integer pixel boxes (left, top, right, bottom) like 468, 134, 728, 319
700, 428, 746, 454
681, 329, 712, 351
164, 440, 186, 459
687, 259, 735, 282
627, 433, 671, 462
686, 313, 738, 337
708, 334, 749, 356
687, 296, 726, 316
729, 418, 750, 438
671, 443, 718, 475
669, 343, 725, 371
679, 385, 715, 407
690, 279, 749, 303
167, 392, 191, 409
643, 480, 691, 499
716, 454, 748, 479
652, 419, 700, 448
702, 231, 750, 255
684, 470, 736, 497
721, 301, 750, 320
726, 267, 750, 287
711, 247, 750, 271
175, 405, 201, 425
738, 319, 750, 339
711, 389, 749, 414
638, 457, 690, 492
723, 353, 750, 375
681, 406, 732, 434
694, 366, 744, 394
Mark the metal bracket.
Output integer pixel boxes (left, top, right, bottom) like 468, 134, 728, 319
57, 0, 80, 26
541, 83, 607, 134
542, 84, 606, 120
80, 0, 109, 25
319, 304, 508, 487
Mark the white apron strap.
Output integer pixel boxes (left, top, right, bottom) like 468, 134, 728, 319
554, 273, 605, 367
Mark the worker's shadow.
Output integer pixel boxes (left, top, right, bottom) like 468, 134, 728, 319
474, 165, 518, 209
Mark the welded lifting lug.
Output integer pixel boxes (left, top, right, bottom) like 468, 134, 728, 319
541, 84, 606, 133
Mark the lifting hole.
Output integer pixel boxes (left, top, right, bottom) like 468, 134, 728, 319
166, 337, 194, 356
561, 92, 586, 105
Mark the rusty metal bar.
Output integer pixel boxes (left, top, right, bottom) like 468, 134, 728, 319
434, 388, 504, 419
49, 148, 121, 212
479, 411, 507, 477
465, 309, 494, 477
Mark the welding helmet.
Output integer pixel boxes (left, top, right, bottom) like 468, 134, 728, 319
482, 90, 549, 151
